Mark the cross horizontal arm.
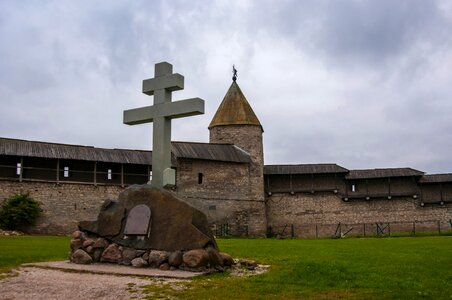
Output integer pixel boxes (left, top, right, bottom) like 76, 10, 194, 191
123, 98, 205, 125
142, 73, 184, 96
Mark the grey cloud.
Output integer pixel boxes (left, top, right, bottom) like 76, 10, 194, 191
1, 0, 451, 174
319, 1, 446, 64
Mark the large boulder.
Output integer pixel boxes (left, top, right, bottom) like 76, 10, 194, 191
92, 238, 109, 249
83, 239, 95, 248
131, 257, 148, 268
100, 243, 122, 263
219, 252, 235, 266
121, 247, 137, 265
168, 250, 183, 267
206, 246, 224, 267
71, 249, 93, 265
70, 239, 83, 251
72, 230, 86, 240
78, 200, 125, 236
79, 185, 217, 251
92, 248, 103, 262
183, 249, 209, 268
148, 250, 168, 268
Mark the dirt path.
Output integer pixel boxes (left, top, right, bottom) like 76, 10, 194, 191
0, 262, 268, 299
0, 267, 162, 300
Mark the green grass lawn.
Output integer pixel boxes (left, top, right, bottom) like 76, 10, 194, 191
0, 236, 451, 299
0, 235, 71, 273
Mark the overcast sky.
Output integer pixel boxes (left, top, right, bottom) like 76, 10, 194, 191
1, 0, 452, 174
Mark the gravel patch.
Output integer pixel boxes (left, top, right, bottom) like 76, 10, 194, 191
0, 267, 177, 300
23, 261, 205, 279
0, 261, 269, 299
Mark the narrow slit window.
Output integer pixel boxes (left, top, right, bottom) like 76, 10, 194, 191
16, 163, 21, 175
149, 171, 153, 181
198, 173, 203, 184
64, 166, 69, 178
351, 183, 356, 192
107, 169, 112, 180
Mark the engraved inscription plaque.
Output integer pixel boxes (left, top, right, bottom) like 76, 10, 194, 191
124, 204, 151, 235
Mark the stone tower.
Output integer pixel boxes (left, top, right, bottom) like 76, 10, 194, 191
209, 80, 266, 236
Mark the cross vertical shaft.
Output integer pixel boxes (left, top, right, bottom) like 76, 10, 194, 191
151, 86, 172, 188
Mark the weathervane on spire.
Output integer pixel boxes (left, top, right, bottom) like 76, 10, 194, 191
232, 65, 237, 81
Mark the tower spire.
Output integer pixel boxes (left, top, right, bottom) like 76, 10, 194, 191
232, 65, 237, 82
208, 79, 262, 130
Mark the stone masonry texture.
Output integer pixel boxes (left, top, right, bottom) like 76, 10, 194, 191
266, 192, 452, 237
208, 124, 266, 236
0, 181, 123, 235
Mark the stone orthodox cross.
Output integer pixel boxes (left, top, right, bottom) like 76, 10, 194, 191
123, 62, 205, 189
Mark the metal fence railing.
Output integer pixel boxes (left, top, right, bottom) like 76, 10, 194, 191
266, 219, 452, 238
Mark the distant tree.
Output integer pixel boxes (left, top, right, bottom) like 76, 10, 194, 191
0, 193, 42, 231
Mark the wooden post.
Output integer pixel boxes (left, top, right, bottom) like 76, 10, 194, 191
345, 182, 349, 198
56, 159, 60, 184
420, 182, 423, 203
335, 223, 342, 238
440, 183, 443, 203
413, 221, 416, 235
291, 224, 294, 238
334, 173, 337, 192
438, 220, 441, 235
311, 173, 314, 192
19, 157, 23, 182
388, 223, 391, 236
121, 163, 124, 187
315, 224, 318, 238
290, 174, 293, 193
93, 162, 97, 186
363, 223, 366, 236
366, 179, 369, 197
148, 166, 151, 182
388, 177, 391, 198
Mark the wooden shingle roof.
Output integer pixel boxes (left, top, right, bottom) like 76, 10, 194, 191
172, 141, 251, 163
346, 168, 424, 179
419, 173, 452, 183
208, 81, 262, 130
264, 164, 349, 175
0, 137, 251, 165
0, 137, 152, 164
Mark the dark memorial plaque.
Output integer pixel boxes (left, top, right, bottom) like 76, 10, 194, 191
124, 204, 151, 235
79, 186, 218, 250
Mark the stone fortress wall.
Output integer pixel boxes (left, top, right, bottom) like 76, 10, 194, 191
0, 180, 123, 235
175, 158, 266, 237
266, 192, 452, 238
1, 172, 450, 237
206, 124, 266, 237
0, 177, 267, 237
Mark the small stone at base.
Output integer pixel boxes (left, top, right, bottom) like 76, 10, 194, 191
131, 257, 148, 268
159, 263, 170, 270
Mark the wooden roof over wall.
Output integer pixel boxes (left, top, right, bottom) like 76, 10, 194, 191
0, 137, 152, 164
419, 173, 452, 183
3, 138, 447, 180
346, 168, 424, 179
172, 142, 251, 163
264, 164, 349, 175
0, 138, 251, 165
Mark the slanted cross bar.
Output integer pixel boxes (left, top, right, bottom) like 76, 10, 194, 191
123, 62, 204, 189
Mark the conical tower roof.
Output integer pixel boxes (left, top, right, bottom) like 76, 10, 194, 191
208, 81, 262, 130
